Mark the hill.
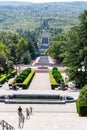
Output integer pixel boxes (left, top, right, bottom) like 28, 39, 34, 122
0, 1, 87, 33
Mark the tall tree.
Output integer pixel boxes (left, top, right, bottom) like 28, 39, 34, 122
46, 10, 87, 87
0, 42, 9, 71
16, 37, 28, 61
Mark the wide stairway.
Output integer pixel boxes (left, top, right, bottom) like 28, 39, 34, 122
35, 55, 51, 66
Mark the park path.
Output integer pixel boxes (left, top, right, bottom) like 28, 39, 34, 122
29, 73, 51, 90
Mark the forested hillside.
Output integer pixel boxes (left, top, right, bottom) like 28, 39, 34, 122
0, 1, 87, 33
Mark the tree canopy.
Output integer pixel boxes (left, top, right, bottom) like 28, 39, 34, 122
46, 10, 87, 88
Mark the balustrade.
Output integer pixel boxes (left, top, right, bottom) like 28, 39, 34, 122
0, 120, 15, 130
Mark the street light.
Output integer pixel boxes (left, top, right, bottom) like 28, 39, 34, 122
78, 56, 87, 87
15, 59, 18, 75
78, 56, 87, 72
78, 66, 85, 72
5, 62, 8, 75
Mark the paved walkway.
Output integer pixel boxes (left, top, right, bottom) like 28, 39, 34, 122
29, 73, 51, 90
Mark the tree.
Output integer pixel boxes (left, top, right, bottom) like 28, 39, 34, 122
61, 10, 87, 87
0, 42, 9, 72
21, 51, 31, 64
46, 10, 87, 87
16, 37, 28, 61
46, 33, 67, 64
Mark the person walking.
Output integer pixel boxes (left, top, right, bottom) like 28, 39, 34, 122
30, 106, 33, 114
21, 113, 25, 128
18, 112, 25, 128
18, 106, 22, 115
12, 80, 17, 90
26, 108, 30, 119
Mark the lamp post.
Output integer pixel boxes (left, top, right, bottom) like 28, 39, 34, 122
5, 62, 8, 75
78, 56, 87, 87
78, 66, 85, 73
15, 59, 18, 75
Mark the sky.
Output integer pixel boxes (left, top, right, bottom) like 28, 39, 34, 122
0, 0, 87, 3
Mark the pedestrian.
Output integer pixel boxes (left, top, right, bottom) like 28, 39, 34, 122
26, 108, 30, 119
21, 113, 25, 128
18, 106, 22, 115
12, 81, 17, 90
18, 112, 25, 128
30, 106, 33, 114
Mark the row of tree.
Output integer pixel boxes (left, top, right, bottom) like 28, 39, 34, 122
46, 10, 87, 88
0, 30, 39, 71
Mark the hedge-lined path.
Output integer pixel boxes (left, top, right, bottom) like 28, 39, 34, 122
29, 73, 51, 90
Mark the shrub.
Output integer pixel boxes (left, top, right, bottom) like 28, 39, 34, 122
16, 68, 31, 83
78, 85, 87, 105
9, 69, 35, 89
76, 85, 87, 116
26, 68, 31, 72
16, 77, 23, 83
49, 71, 58, 90
19, 74, 26, 80
0, 69, 17, 84
52, 67, 62, 84
52, 67, 58, 71
22, 70, 35, 89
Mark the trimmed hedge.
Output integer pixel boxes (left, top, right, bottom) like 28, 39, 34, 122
9, 69, 35, 89
0, 69, 17, 84
16, 68, 31, 83
17, 70, 35, 89
52, 67, 62, 84
49, 71, 58, 90
49, 67, 67, 90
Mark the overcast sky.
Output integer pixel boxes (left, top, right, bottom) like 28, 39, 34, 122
0, 0, 87, 3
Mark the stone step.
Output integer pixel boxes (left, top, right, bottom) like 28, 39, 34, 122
5, 99, 66, 104
0, 93, 75, 104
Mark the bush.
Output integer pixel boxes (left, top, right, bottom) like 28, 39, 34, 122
9, 69, 35, 89
76, 100, 87, 116
19, 74, 26, 80
16, 77, 23, 83
52, 67, 58, 71
78, 85, 87, 105
0, 69, 17, 84
49, 71, 58, 90
22, 70, 35, 89
52, 67, 62, 84
20, 71, 28, 76
76, 85, 87, 116
16, 68, 31, 83
26, 68, 31, 72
